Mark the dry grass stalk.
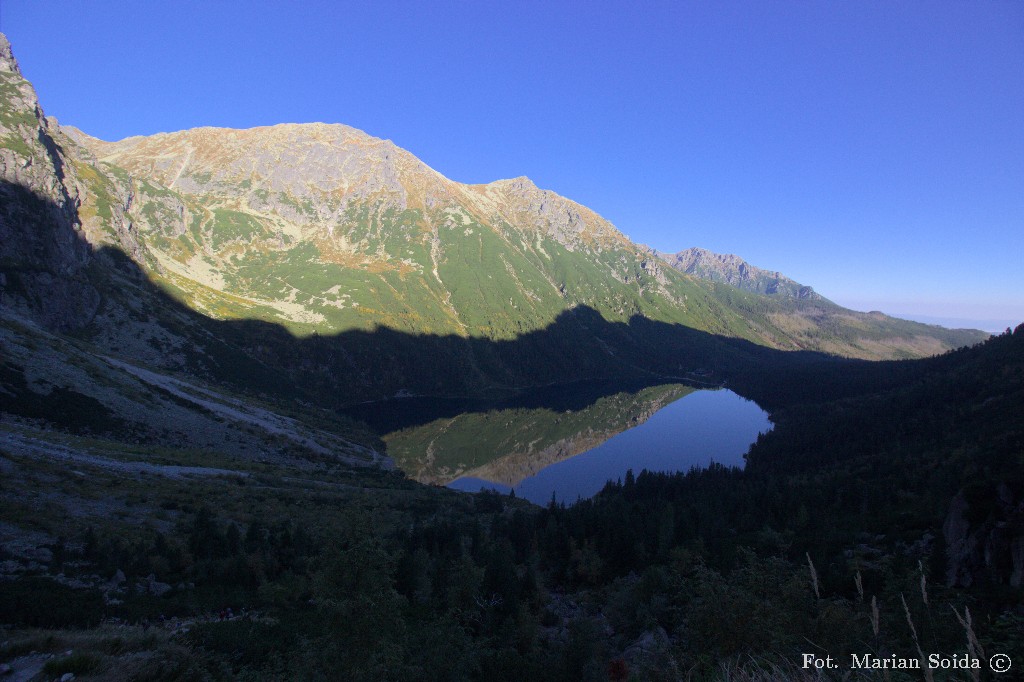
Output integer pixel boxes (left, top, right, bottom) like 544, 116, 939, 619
952, 605, 985, 682
806, 552, 820, 600
901, 593, 933, 682
870, 596, 879, 638
918, 560, 929, 606
854, 571, 864, 602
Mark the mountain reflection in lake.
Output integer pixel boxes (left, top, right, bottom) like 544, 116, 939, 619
379, 384, 771, 506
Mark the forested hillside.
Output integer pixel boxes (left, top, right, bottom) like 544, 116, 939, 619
3, 329, 1020, 679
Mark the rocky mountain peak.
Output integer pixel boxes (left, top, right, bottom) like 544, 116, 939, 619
0, 33, 44, 123
659, 247, 823, 301
0, 33, 21, 75
76, 118, 631, 253
490, 175, 537, 191
76, 121, 457, 219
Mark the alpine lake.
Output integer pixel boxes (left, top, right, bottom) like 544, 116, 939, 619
344, 381, 771, 505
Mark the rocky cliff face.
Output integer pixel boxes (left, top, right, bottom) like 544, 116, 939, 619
659, 247, 822, 301
944, 485, 1024, 589
0, 33, 99, 330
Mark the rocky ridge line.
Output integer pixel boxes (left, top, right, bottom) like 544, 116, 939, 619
658, 247, 823, 300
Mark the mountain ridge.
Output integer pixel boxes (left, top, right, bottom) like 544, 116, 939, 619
58, 117, 986, 351
657, 246, 823, 301
0, 32, 990, 419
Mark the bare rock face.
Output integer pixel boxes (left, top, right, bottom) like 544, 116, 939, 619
0, 32, 18, 72
944, 485, 1024, 588
0, 33, 99, 330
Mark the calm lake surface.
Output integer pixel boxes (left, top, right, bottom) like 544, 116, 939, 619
444, 388, 770, 505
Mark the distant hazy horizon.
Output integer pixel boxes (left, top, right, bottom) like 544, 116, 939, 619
831, 298, 1022, 334
887, 314, 1014, 335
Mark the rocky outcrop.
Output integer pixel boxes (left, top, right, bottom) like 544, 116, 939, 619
477, 176, 631, 251
623, 626, 679, 675
943, 484, 1024, 588
0, 33, 99, 330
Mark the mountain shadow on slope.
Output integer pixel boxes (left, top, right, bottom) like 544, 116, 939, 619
0, 178, 990, 439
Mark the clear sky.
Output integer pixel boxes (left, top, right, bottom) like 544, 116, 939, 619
4, 1, 1022, 330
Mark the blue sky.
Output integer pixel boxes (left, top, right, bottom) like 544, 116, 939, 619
4, 1, 1022, 330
